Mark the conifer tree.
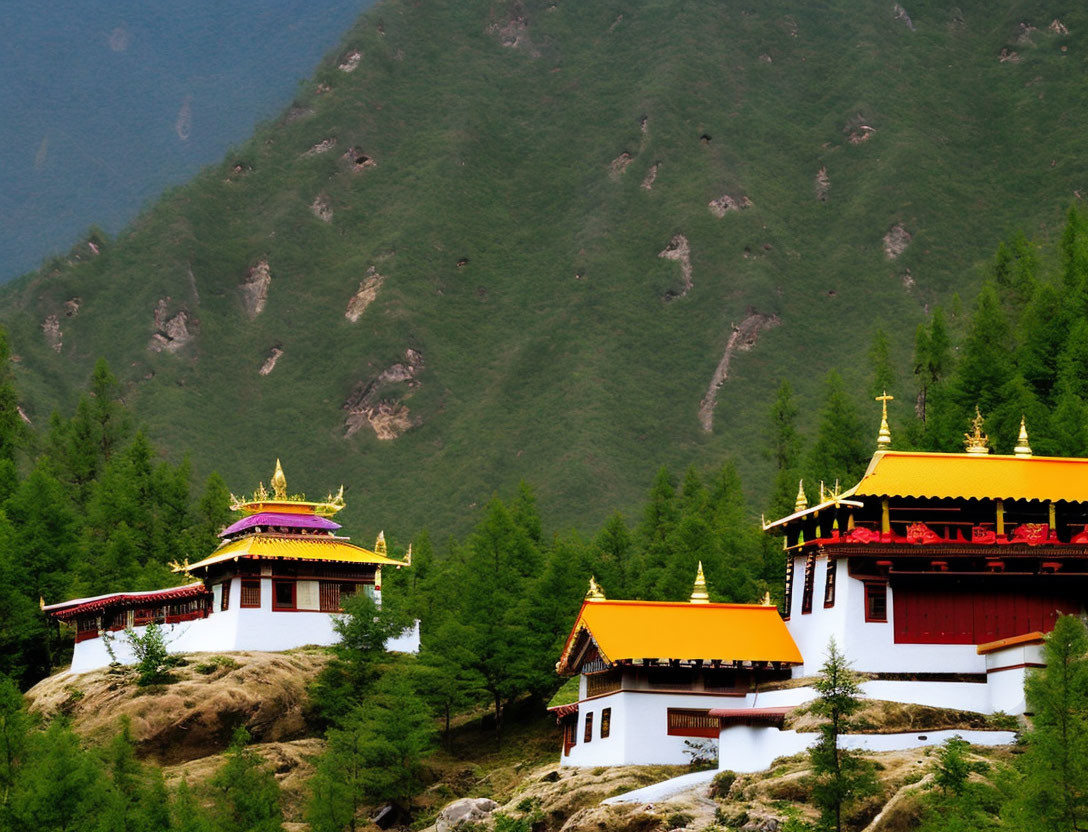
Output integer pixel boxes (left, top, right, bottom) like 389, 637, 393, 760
809, 640, 878, 832
807, 371, 869, 490
592, 513, 633, 598
636, 467, 677, 598
0, 675, 28, 805
1018, 282, 1068, 405
867, 328, 897, 399
209, 728, 283, 832
0, 328, 24, 467
956, 284, 1013, 417
172, 779, 213, 832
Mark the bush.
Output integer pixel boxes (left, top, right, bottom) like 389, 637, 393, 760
194, 655, 240, 675
125, 623, 171, 685
665, 811, 694, 829
711, 769, 737, 799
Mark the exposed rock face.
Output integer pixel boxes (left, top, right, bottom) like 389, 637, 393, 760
311, 194, 333, 222
148, 298, 193, 353
892, 3, 915, 30
609, 152, 633, 177
25, 650, 328, 765
64, 297, 81, 317
883, 223, 912, 259
342, 148, 377, 172
641, 163, 659, 190
342, 349, 424, 439
708, 193, 753, 217
302, 138, 337, 157
240, 259, 271, 318
1050, 19, 1070, 35
345, 267, 386, 322
699, 309, 781, 432
436, 798, 499, 832
41, 315, 62, 353
259, 347, 283, 376
16, 406, 31, 425
658, 233, 692, 300
486, 4, 538, 55
338, 50, 361, 72
999, 47, 1020, 63
815, 167, 830, 202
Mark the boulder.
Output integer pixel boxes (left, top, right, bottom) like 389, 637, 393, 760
436, 797, 499, 832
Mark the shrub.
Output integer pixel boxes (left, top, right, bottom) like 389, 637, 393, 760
125, 622, 170, 685
711, 769, 737, 798
665, 810, 694, 829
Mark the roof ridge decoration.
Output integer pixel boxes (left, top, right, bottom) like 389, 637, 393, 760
375, 531, 387, 556
1014, 416, 1033, 458
229, 461, 346, 516
690, 561, 710, 603
794, 479, 808, 512
964, 406, 990, 455
586, 576, 606, 601
876, 391, 893, 450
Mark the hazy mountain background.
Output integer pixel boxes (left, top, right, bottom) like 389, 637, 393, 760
3, 0, 1087, 538
0, 0, 375, 282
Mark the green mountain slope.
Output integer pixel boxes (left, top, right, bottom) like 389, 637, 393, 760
4, 0, 1087, 536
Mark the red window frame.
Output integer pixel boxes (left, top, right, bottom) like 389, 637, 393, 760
865, 581, 888, 623
601, 708, 611, 739
583, 712, 593, 744
272, 580, 297, 611
240, 580, 262, 608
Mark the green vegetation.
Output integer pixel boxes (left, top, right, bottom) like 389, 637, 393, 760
4, 0, 1088, 537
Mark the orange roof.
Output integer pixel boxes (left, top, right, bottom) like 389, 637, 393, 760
851, 451, 1088, 503
557, 600, 802, 674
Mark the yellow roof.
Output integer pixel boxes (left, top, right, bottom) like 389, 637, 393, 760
182, 534, 403, 572
853, 451, 1088, 503
557, 600, 802, 673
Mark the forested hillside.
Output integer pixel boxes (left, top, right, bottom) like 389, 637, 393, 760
4, 0, 1088, 535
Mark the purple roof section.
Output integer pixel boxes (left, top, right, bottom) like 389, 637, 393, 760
220, 512, 342, 538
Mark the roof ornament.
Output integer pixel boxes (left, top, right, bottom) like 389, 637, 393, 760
271, 459, 288, 500
964, 406, 990, 455
404, 543, 412, 566
1014, 416, 1033, 458
876, 391, 894, 450
586, 576, 606, 601
374, 530, 387, 556
795, 479, 808, 512
761, 591, 773, 606
168, 557, 194, 582
690, 561, 710, 603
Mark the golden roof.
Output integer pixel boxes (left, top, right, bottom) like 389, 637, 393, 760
180, 534, 403, 572
229, 461, 345, 517
556, 600, 802, 674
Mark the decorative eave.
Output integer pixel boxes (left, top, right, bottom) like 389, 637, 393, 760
762, 493, 864, 531
43, 583, 210, 621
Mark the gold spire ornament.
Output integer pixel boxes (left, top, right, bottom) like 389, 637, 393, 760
374, 531, 387, 556
964, 407, 990, 455
795, 479, 808, 512
404, 543, 412, 566
690, 561, 710, 603
876, 391, 894, 449
586, 576, 606, 601
761, 591, 773, 606
271, 459, 288, 500
1014, 416, 1033, 457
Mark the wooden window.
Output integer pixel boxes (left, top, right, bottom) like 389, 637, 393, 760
585, 670, 621, 698
865, 581, 888, 623
783, 555, 794, 619
823, 557, 837, 608
600, 708, 611, 738
801, 551, 816, 614
583, 712, 593, 743
563, 717, 577, 756
319, 581, 340, 612
240, 580, 261, 608
221, 579, 231, 610
273, 580, 297, 610
667, 708, 719, 738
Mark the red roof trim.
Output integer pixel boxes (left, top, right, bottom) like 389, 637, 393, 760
47, 584, 210, 620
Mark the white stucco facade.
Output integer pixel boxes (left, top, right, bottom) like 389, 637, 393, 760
66, 577, 420, 674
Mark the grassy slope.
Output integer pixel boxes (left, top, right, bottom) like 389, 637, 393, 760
4, 0, 1088, 538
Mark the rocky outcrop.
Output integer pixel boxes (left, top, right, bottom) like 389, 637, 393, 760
342, 148, 377, 172
41, 315, 62, 353
259, 347, 283, 376
699, 309, 781, 432
338, 50, 361, 72
25, 650, 328, 765
302, 138, 337, 157
311, 194, 333, 222
486, 3, 539, 55
345, 267, 386, 322
65, 297, 81, 317
342, 349, 424, 439
609, 152, 633, 178
708, 193, 753, 217
815, 167, 830, 202
148, 298, 193, 353
640, 163, 659, 190
658, 234, 692, 300
892, 4, 915, 31
436, 798, 499, 832
883, 223, 912, 259
240, 259, 272, 318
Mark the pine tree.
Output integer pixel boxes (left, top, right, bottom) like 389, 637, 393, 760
636, 467, 677, 598
809, 640, 878, 832
592, 513, 633, 598
767, 380, 801, 472
209, 728, 283, 832
0, 328, 24, 466
956, 284, 1014, 418
867, 328, 897, 399
807, 371, 870, 489
172, 779, 213, 832
510, 481, 544, 545
1018, 282, 1068, 406
0, 675, 29, 804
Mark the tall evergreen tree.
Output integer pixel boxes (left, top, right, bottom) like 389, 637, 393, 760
807, 371, 870, 490
956, 284, 1014, 418
867, 328, 897, 399
209, 728, 283, 832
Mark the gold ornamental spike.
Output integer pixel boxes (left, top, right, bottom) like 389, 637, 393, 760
271, 459, 288, 500
586, 576, 606, 601
1014, 416, 1033, 458
690, 561, 710, 604
39, 595, 45, 610
374, 530, 387, 556
404, 543, 413, 566
964, 406, 990, 455
876, 391, 893, 450
795, 479, 808, 512
761, 591, 773, 606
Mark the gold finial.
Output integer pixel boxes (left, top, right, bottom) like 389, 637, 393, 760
690, 561, 710, 604
39, 595, 45, 610
586, 576, 606, 601
964, 406, 990, 454
795, 479, 808, 512
404, 543, 412, 566
876, 391, 893, 449
271, 459, 287, 500
374, 530, 387, 556
761, 591, 773, 606
1014, 416, 1033, 457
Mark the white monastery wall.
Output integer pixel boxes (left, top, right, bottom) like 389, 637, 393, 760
717, 726, 1017, 773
